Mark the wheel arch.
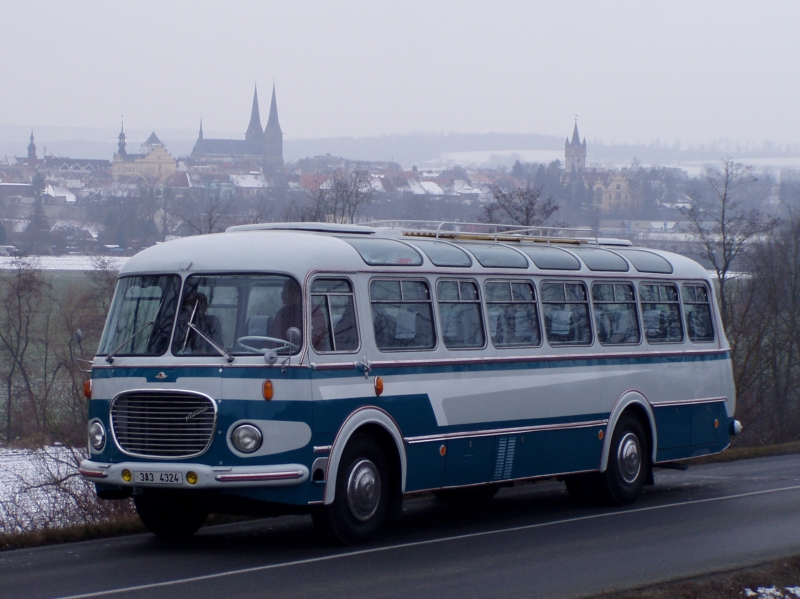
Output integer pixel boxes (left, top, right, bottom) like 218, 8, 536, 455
324, 406, 406, 505
599, 390, 656, 472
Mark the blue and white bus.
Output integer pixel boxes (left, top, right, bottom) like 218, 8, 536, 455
80, 222, 740, 543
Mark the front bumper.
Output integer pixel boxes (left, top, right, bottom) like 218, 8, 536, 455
79, 459, 309, 490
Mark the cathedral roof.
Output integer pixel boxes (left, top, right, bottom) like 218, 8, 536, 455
192, 138, 265, 157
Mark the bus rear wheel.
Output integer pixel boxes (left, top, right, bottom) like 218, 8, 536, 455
565, 414, 648, 506
134, 492, 208, 538
313, 434, 389, 545
603, 413, 648, 505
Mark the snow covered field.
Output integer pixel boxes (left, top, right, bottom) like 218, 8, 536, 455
0, 256, 128, 271
0, 446, 94, 533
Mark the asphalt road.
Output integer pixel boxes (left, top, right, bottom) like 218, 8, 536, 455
3, 454, 800, 599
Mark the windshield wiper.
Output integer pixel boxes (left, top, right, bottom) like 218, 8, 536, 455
185, 321, 234, 363
105, 296, 166, 364
105, 320, 155, 364
181, 299, 233, 362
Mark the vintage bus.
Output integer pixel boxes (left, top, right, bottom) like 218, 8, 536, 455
80, 222, 740, 544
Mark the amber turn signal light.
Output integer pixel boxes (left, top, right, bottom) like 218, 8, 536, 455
83, 379, 92, 400
262, 380, 274, 401
374, 376, 384, 396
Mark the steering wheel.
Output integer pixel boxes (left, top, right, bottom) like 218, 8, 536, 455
236, 336, 298, 353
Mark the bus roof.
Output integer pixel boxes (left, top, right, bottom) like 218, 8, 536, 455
120, 224, 710, 280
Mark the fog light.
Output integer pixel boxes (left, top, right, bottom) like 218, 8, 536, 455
186, 471, 198, 485
231, 424, 263, 453
88, 420, 105, 451
121, 469, 132, 483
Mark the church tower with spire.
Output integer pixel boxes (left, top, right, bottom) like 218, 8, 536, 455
27, 131, 37, 161
191, 79, 285, 175
245, 84, 264, 143
564, 121, 587, 173
117, 120, 127, 157
263, 83, 283, 171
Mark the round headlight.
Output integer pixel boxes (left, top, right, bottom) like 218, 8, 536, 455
89, 421, 106, 451
231, 424, 262, 453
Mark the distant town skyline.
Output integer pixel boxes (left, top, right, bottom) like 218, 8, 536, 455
1, 1, 798, 148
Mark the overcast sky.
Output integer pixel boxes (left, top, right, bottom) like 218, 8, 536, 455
2, 1, 798, 146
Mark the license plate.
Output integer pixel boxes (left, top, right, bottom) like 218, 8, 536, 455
133, 471, 183, 485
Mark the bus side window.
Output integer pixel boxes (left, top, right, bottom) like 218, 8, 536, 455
592, 282, 640, 345
370, 279, 435, 351
485, 280, 541, 348
682, 284, 715, 342
437, 280, 485, 349
541, 281, 592, 346
640, 283, 683, 343
310, 278, 359, 353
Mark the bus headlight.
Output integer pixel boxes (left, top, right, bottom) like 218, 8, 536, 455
231, 424, 262, 453
89, 420, 106, 451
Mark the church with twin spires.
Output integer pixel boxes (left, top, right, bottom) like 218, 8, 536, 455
190, 83, 284, 172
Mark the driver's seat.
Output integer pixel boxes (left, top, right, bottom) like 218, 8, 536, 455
247, 315, 272, 337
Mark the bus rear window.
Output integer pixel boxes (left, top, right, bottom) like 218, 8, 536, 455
683, 284, 715, 342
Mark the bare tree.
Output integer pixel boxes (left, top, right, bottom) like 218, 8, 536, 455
732, 208, 800, 443
177, 187, 237, 235
0, 257, 47, 441
481, 184, 559, 227
294, 169, 374, 224
682, 159, 773, 327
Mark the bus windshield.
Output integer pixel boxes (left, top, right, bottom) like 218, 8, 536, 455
172, 274, 303, 356
98, 275, 181, 357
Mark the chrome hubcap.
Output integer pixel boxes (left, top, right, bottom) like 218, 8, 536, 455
346, 459, 381, 522
617, 432, 641, 484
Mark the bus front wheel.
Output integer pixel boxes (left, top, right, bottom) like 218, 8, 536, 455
134, 492, 208, 538
313, 433, 389, 545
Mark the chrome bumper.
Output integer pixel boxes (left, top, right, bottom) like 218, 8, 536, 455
79, 459, 309, 489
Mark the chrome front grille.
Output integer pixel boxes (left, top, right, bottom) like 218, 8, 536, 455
111, 391, 217, 458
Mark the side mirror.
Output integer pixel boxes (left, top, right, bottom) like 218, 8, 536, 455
264, 350, 278, 365
286, 327, 301, 346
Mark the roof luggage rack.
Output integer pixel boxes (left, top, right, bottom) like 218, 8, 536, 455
368, 220, 600, 245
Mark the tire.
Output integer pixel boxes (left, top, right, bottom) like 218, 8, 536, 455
134, 492, 208, 538
433, 484, 500, 504
313, 434, 389, 545
564, 414, 649, 507
600, 413, 649, 505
